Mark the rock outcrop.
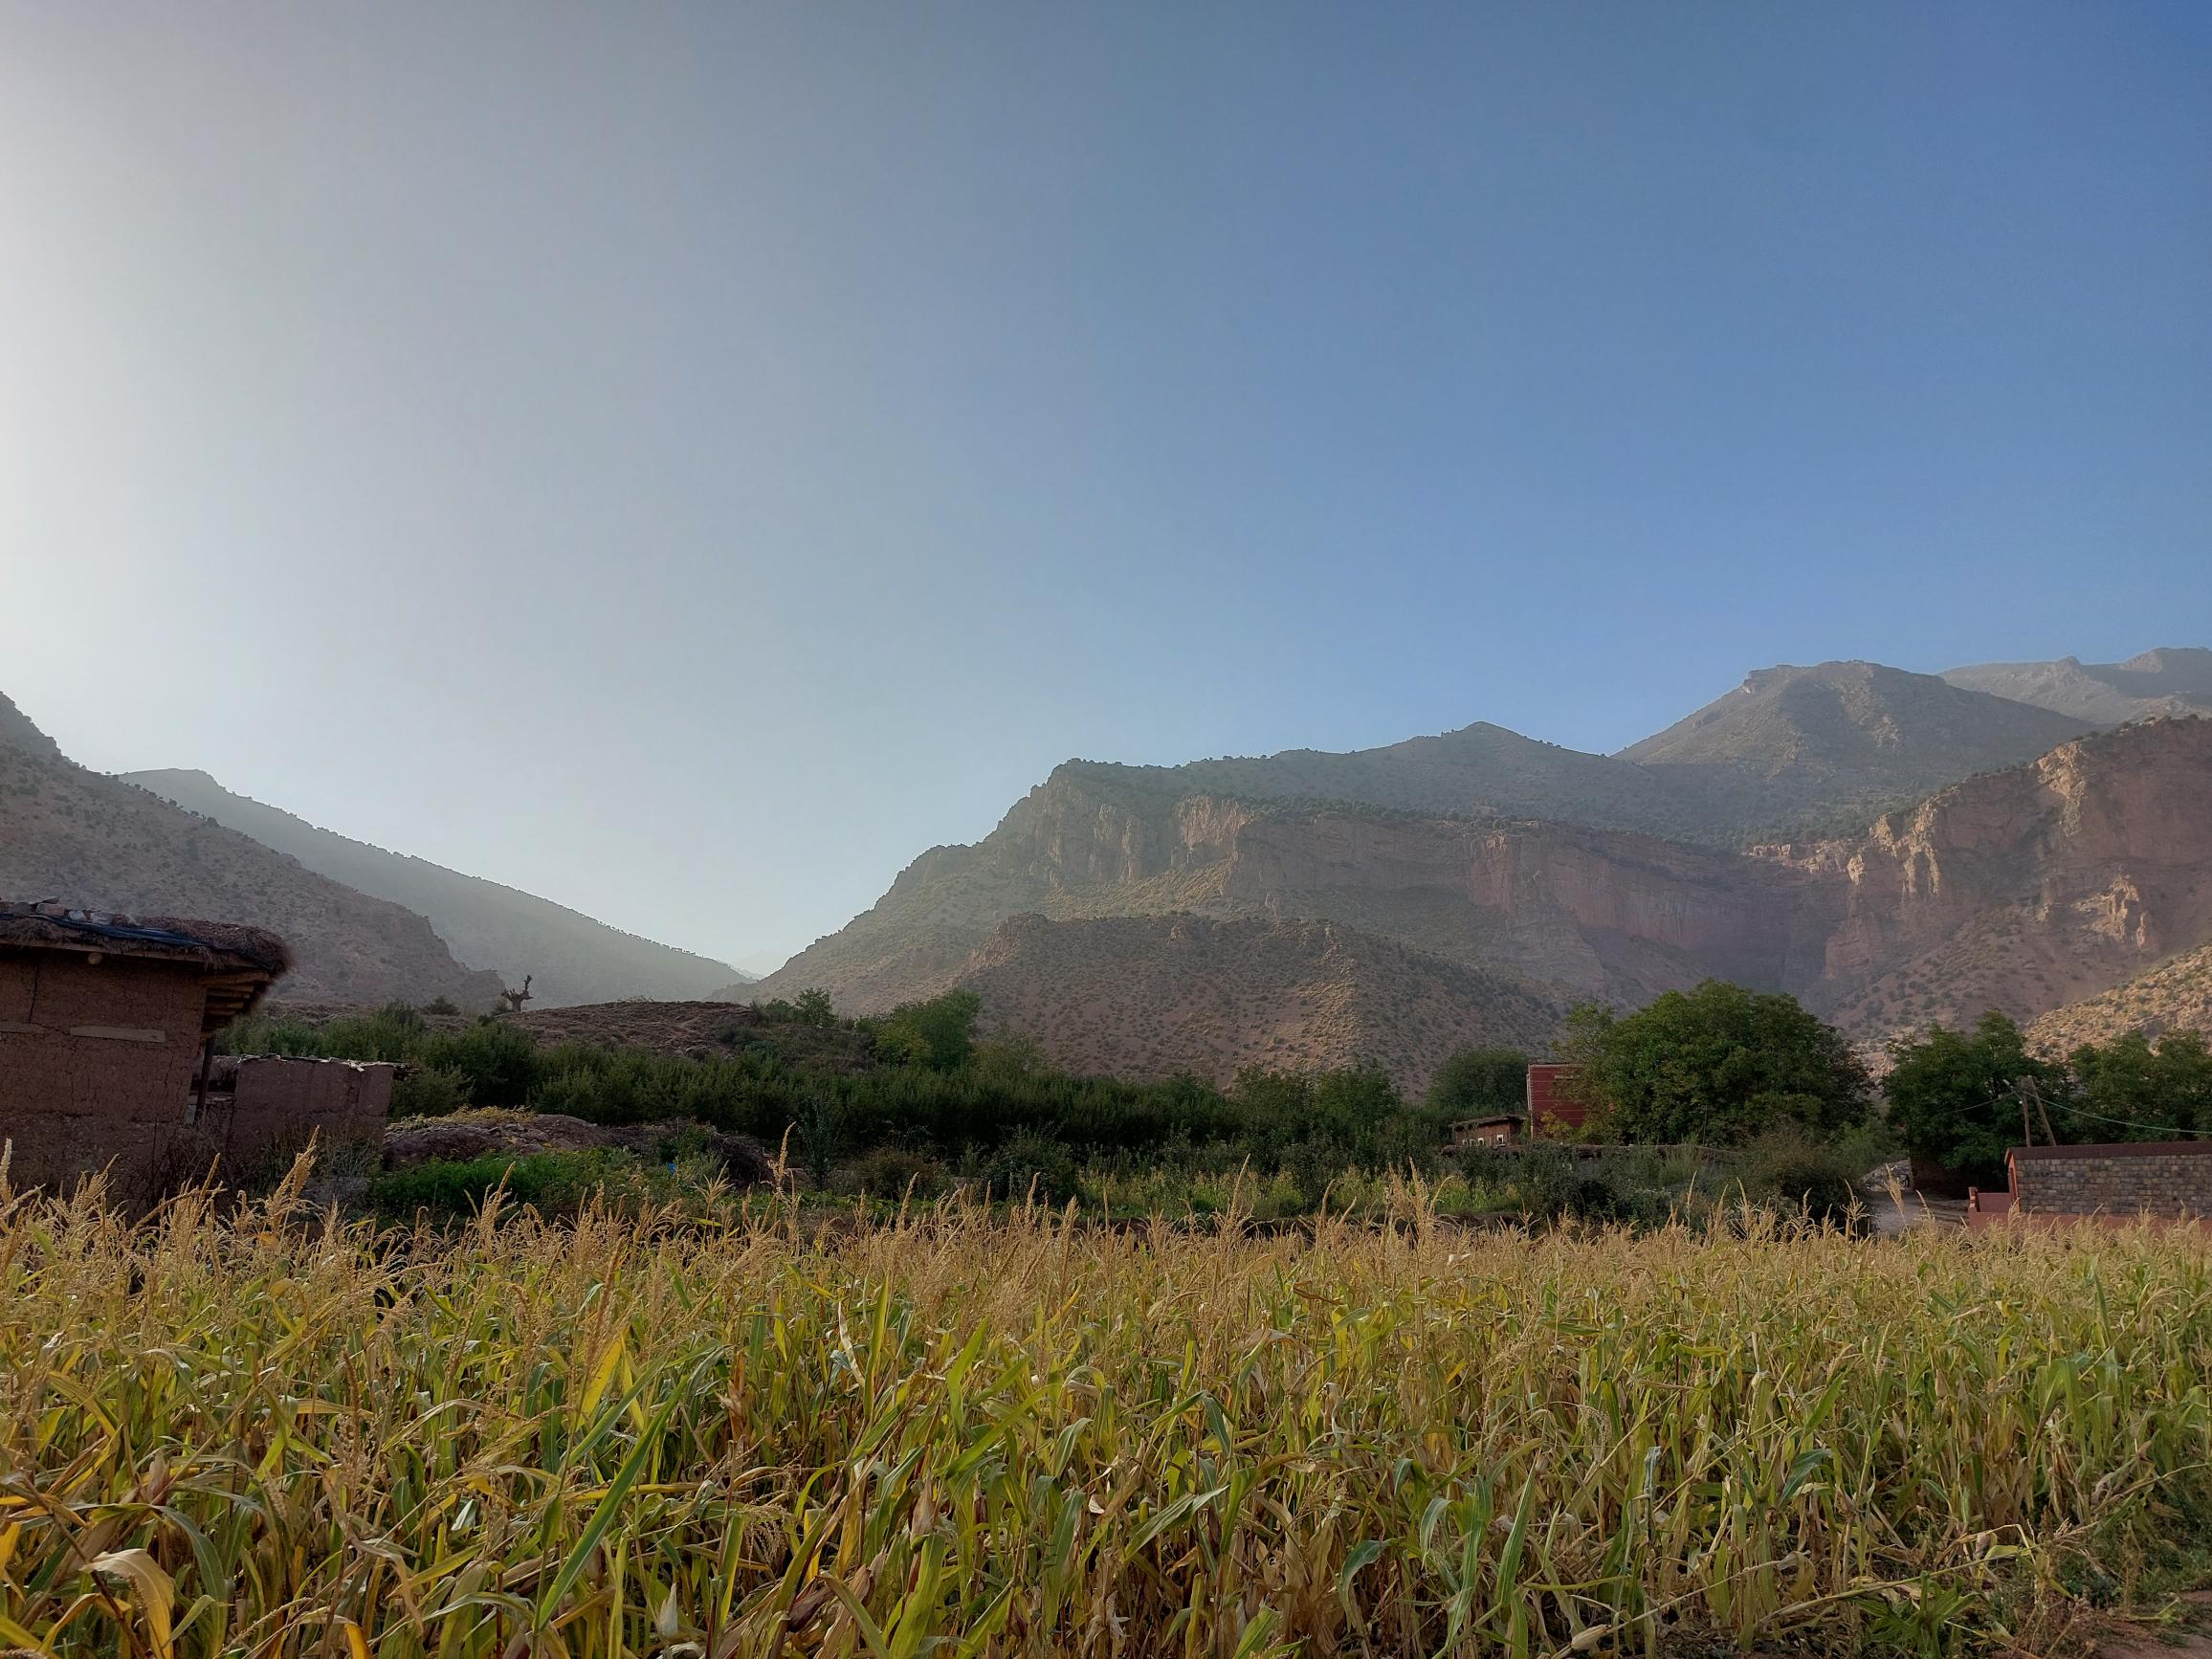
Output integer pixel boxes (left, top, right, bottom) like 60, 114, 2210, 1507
1775, 719, 2212, 1034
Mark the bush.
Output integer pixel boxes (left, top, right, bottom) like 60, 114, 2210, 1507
389, 1066, 472, 1119
873, 989, 983, 1071
422, 1022, 542, 1106
1738, 1131, 1862, 1227
841, 1147, 948, 1202
971, 1131, 1078, 1206
365, 1150, 611, 1222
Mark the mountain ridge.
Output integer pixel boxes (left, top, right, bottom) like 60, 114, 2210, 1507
0, 694, 504, 1006
739, 660, 2212, 1087
1942, 648, 2212, 725
122, 767, 740, 1007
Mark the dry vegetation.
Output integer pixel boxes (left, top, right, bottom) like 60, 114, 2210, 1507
3, 1172, 2209, 1657
2030, 942, 2212, 1055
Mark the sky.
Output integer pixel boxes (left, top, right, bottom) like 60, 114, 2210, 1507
3, 3, 2208, 969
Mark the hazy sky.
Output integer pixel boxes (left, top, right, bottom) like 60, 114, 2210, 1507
4, 4, 2208, 967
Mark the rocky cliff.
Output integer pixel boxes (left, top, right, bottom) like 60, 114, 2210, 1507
749, 711, 2212, 1081
1770, 719, 2212, 1035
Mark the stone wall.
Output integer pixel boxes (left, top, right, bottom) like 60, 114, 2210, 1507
0, 951, 208, 1195
2010, 1142, 2212, 1219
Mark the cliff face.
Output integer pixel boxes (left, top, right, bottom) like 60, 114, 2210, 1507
1769, 719, 2212, 1033
751, 717, 2212, 1081
750, 767, 1803, 1029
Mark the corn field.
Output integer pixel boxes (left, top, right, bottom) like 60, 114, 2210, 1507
2, 1176, 2208, 1658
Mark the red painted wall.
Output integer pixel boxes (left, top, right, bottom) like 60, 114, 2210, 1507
1526, 1064, 1588, 1136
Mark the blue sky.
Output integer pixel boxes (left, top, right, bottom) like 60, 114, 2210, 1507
3, 3, 2207, 965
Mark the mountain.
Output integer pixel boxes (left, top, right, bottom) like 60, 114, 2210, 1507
1942, 648, 2212, 726
935, 663, 2090, 855
744, 666, 2212, 1081
0, 695, 503, 1006
738, 768, 1804, 1020
2026, 942, 2212, 1055
124, 768, 738, 1007
947, 913, 1570, 1091
1619, 661, 2092, 832
1769, 718, 2212, 1036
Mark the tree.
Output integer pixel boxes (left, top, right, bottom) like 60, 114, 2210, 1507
1426, 1046, 1528, 1117
2067, 1029, 2212, 1139
1559, 981, 1869, 1145
873, 989, 983, 1071
1882, 1011, 2068, 1186
793, 987, 836, 1028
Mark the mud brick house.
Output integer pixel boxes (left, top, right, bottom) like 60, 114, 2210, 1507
0, 901, 387, 1198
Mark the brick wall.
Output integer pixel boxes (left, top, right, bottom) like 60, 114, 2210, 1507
2010, 1142, 2212, 1219
0, 951, 208, 1195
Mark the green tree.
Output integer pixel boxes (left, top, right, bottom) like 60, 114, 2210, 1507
1882, 1011, 2068, 1186
793, 987, 836, 1028
873, 989, 983, 1071
1561, 981, 1868, 1145
1426, 1046, 1529, 1117
2067, 1029, 2212, 1139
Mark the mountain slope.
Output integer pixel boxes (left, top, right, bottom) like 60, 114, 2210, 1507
1942, 648, 2212, 725
1769, 718, 2212, 1035
2026, 942, 2212, 1054
951, 913, 1570, 1090
751, 705, 2212, 1080
742, 660, 2112, 1035
0, 696, 503, 1006
1620, 661, 2091, 832
125, 768, 738, 1007
741, 762, 1806, 1020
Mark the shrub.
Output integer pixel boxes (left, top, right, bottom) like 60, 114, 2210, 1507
841, 1147, 948, 1202
423, 1022, 542, 1106
873, 989, 983, 1071
365, 1151, 609, 1222
1737, 1130, 1862, 1227
971, 1131, 1078, 1206
389, 1065, 472, 1119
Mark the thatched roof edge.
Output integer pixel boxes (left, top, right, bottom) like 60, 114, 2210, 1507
0, 903, 294, 981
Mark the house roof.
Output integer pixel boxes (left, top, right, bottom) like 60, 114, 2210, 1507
2010, 1139, 2212, 1161
0, 902, 292, 1031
